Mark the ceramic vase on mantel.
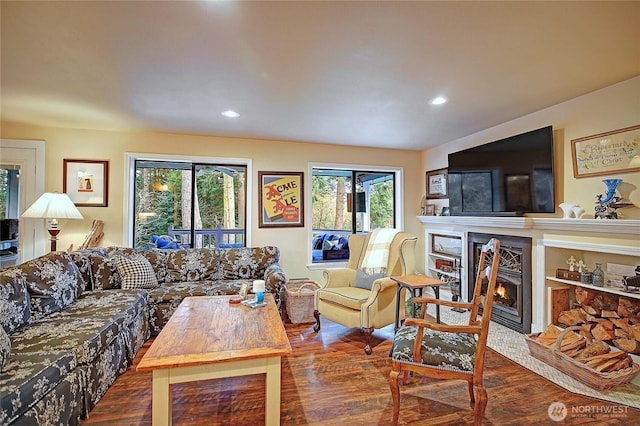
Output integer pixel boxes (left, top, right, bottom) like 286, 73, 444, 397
600, 178, 622, 204
571, 206, 585, 219
559, 202, 575, 219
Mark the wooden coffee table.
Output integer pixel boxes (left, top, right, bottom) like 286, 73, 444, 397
137, 294, 292, 425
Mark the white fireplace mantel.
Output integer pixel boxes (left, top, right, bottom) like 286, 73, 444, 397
418, 215, 640, 334
417, 216, 640, 235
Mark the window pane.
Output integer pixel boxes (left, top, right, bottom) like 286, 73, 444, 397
0, 167, 20, 221
311, 168, 396, 263
358, 172, 395, 230
133, 161, 246, 249
311, 172, 352, 232
193, 165, 246, 248
134, 162, 187, 248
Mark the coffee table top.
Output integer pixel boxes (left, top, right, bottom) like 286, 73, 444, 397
137, 294, 292, 371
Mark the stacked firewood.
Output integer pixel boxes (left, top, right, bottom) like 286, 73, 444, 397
535, 286, 639, 373
535, 325, 635, 373
556, 286, 640, 355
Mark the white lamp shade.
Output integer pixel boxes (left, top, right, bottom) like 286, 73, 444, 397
21, 193, 84, 220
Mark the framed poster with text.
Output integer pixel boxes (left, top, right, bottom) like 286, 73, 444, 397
258, 171, 304, 228
571, 125, 640, 178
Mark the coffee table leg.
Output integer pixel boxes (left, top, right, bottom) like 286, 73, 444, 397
265, 357, 281, 426
152, 369, 171, 426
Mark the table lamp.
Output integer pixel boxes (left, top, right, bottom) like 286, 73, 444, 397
21, 192, 84, 252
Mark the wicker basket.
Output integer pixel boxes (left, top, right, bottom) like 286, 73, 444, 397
285, 279, 320, 324
524, 326, 640, 391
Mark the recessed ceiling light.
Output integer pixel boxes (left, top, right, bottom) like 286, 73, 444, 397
221, 110, 240, 118
430, 96, 447, 105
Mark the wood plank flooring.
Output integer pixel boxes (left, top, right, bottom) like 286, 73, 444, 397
82, 319, 640, 425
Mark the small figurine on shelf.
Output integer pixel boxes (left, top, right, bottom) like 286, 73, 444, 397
576, 259, 586, 273
566, 256, 577, 272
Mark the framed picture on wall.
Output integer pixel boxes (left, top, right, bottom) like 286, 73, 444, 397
258, 171, 304, 228
426, 168, 448, 199
63, 159, 109, 207
571, 124, 640, 178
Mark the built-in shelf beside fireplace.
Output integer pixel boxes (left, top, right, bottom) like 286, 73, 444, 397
419, 216, 640, 334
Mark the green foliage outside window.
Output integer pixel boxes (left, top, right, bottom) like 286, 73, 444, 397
369, 180, 394, 229
133, 165, 245, 248
0, 170, 7, 220
311, 168, 395, 244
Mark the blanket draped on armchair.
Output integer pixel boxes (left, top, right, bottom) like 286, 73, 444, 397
360, 228, 400, 275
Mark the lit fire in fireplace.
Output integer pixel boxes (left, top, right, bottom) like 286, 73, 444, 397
493, 282, 516, 307
495, 283, 507, 298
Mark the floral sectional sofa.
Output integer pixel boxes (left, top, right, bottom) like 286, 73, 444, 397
0, 245, 286, 425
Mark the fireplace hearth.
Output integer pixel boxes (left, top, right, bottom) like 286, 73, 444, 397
468, 233, 532, 333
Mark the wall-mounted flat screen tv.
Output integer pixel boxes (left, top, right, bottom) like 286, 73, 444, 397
447, 125, 555, 216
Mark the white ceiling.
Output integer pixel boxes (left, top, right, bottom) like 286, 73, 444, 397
1, 1, 639, 150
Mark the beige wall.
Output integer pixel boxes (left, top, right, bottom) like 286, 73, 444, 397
2, 77, 637, 281
422, 76, 640, 220
0, 123, 424, 281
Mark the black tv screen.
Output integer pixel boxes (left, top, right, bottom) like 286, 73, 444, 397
447, 126, 555, 216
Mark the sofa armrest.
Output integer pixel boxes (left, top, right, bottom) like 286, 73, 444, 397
376, 276, 397, 291
365, 277, 396, 304
322, 268, 357, 289
264, 263, 287, 313
360, 277, 402, 329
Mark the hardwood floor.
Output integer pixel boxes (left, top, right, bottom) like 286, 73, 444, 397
82, 319, 640, 425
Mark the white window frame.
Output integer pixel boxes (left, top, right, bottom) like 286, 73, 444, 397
307, 162, 404, 270
124, 152, 252, 247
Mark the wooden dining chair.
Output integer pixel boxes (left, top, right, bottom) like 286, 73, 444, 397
389, 238, 500, 426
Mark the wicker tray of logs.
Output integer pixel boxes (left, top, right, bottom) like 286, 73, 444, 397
525, 325, 640, 391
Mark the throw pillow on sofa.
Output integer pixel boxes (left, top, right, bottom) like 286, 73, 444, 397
0, 270, 31, 333
219, 246, 279, 280
20, 252, 82, 320
89, 248, 135, 290
0, 326, 10, 372
69, 248, 108, 291
165, 248, 220, 282
116, 254, 159, 289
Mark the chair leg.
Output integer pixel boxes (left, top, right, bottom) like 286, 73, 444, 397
363, 327, 374, 355
313, 310, 321, 332
473, 384, 487, 426
467, 379, 475, 407
389, 368, 401, 425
